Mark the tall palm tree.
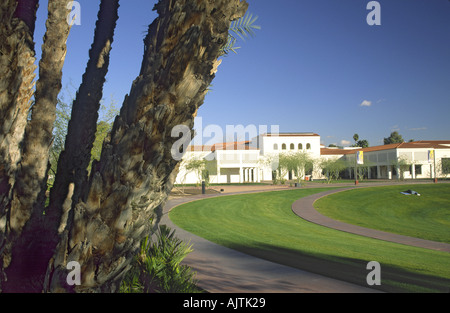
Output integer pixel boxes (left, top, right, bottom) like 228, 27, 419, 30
47, 0, 120, 252
0, 0, 39, 247
47, 0, 249, 293
1, 0, 249, 292
1, 0, 72, 292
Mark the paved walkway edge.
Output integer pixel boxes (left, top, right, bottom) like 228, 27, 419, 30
162, 182, 449, 293
162, 188, 380, 293
291, 188, 450, 253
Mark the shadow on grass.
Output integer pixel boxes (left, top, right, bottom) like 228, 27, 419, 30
225, 242, 450, 293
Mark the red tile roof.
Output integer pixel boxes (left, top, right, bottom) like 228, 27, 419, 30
187, 141, 258, 152
263, 132, 320, 137
321, 140, 450, 155
320, 148, 359, 155
187, 145, 214, 152
211, 141, 258, 152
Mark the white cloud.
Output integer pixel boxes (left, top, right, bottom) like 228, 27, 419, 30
360, 100, 372, 107
409, 127, 427, 131
340, 139, 351, 146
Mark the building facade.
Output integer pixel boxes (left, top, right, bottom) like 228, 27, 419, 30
321, 141, 450, 180
175, 133, 450, 184
175, 141, 261, 185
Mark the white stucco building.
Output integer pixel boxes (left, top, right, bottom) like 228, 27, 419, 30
176, 141, 261, 185
321, 140, 450, 180
250, 133, 321, 181
175, 133, 450, 184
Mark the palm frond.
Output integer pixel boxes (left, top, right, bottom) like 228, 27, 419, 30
229, 12, 260, 41
222, 36, 241, 55
119, 225, 201, 293
221, 12, 260, 56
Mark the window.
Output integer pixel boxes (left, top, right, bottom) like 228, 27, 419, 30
442, 158, 450, 174
273, 144, 278, 150
290, 143, 294, 150
282, 143, 286, 150
306, 143, 311, 150
298, 143, 303, 150
415, 165, 422, 175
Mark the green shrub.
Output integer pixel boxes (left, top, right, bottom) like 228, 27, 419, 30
120, 225, 202, 293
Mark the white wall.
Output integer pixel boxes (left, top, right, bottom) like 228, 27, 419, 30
258, 134, 322, 180
342, 148, 450, 179
260, 135, 321, 157
176, 139, 450, 185
175, 151, 212, 185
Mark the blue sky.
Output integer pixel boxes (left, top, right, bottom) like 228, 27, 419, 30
34, 0, 450, 147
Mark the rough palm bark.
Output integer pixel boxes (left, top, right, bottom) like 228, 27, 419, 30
0, 0, 248, 293
44, 0, 248, 292
0, 0, 72, 292
0, 0, 39, 223
0, 0, 39, 290
47, 0, 120, 248
0, 1, 38, 174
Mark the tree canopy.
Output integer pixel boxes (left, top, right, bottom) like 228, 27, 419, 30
384, 131, 404, 145
352, 133, 369, 148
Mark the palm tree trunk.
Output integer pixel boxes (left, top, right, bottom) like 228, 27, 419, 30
0, 0, 39, 291
1, 0, 71, 292
47, 0, 120, 248
45, 0, 248, 292
1, 0, 248, 293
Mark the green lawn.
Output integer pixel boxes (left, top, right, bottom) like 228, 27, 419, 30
315, 184, 450, 244
169, 187, 450, 292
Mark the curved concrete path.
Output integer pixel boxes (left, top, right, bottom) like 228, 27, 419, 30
161, 188, 380, 293
292, 188, 450, 253
162, 182, 449, 293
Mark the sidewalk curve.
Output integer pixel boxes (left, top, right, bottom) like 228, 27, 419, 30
291, 188, 450, 253
161, 188, 380, 293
